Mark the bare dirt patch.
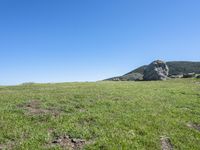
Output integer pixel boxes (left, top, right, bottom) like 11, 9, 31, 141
187, 123, 200, 132
18, 100, 60, 116
0, 140, 16, 150
0, 144, 4, 150
49, 134, 87, 150
160, 136, 173, 150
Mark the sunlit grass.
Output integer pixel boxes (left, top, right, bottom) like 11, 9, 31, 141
0, 79, 200, 149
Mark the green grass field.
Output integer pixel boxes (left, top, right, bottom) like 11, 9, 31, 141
0, 79, 200, 150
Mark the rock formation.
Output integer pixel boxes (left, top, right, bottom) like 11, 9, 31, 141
143, 60, 169, 81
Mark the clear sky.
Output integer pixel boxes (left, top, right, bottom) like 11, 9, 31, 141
0, 0, 200, 85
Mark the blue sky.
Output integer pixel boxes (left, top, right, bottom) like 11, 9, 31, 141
0, 0, 200, 85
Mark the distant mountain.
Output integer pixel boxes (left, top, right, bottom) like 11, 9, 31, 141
105, 61, 200, 81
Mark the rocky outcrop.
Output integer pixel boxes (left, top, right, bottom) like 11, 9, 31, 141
168, 74, 183, 78
183, 73, 196, 78
196, 75, 200, 79
143, 60, 169, 81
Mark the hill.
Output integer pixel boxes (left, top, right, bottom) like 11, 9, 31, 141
106, 61, 200, 81
167, 61, 200, 75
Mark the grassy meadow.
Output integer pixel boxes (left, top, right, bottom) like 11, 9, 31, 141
0, 79, 200, 149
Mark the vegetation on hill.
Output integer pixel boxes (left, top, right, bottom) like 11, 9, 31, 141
124, 65, 147, 75
167, 61, 200, 75
0, 79, 200, 149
